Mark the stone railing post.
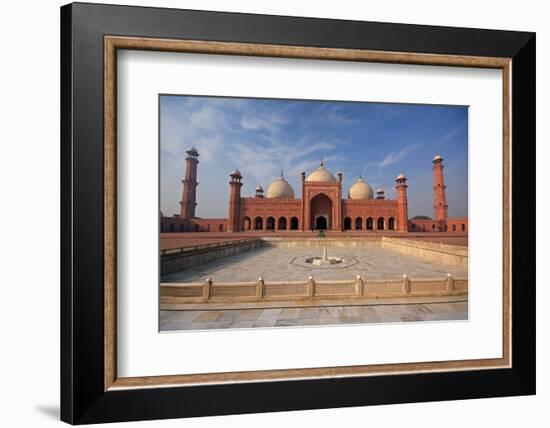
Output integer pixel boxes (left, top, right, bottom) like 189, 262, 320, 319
446, 273, 454, 295
256, 276, 264, 300
354, 275, 364, 296
401, 274, 410, 295
306, 275, 315, 297
203, 278, 212, 301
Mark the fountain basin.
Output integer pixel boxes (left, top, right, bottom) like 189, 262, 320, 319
305, 255, 344, 266
303, 246, 344, 267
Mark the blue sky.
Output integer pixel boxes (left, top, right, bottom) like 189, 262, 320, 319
160, 95, 468, 219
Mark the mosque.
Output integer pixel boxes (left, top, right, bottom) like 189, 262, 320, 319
161, 148, 468, 234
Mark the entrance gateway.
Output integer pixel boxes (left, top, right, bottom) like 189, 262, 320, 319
310, 192, 333, 230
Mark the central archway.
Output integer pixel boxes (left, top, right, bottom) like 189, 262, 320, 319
315, 216, 328, 230
310, 193, 332, 230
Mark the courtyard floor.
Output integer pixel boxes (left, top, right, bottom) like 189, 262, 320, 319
161, 245, 467, 283
160, 300, 468, 331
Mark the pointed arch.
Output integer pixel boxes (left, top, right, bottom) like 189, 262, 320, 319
366, 217, 374, 230
344, 217, 352, 230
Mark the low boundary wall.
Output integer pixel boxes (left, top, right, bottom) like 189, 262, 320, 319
161, 236, 468, 275
161, 239, 263, 275
160, 274, 467, 309
381, 237, 468, 269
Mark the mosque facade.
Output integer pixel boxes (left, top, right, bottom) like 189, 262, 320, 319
160, 148, 468, 234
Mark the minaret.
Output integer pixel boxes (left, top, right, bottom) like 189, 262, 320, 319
255, 185, 264, 198
179, 147, 199, 219
300, 170, 306, 231
228, 169, 243, 232
395, 173, 409, 232
432, 155, 448, 220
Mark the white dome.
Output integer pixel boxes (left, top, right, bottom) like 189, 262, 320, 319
305, 162, 337, 182
348, 177, 374, 200
266, 175, 295, 198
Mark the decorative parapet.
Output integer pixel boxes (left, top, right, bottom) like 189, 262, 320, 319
160, 273, 467, 308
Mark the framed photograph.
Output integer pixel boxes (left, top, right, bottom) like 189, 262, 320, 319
61, 2, 535, 424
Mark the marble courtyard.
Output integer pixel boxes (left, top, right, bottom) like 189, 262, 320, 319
160, 237, 468, 331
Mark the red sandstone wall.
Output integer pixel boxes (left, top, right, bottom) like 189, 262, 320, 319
160, 217, 228, 233
341, 199, 399, 230
409, 218, 468, 233
240, 197, 301, 230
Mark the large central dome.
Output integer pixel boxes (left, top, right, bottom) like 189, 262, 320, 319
348, 176, 374, 200
305, 162, 337, 182
266, 173, 295, 198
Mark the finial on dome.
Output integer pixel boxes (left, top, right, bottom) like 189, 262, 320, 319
280, 168, 284, 178
320, 156, 324, 167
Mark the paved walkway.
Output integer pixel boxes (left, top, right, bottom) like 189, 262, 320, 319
162, 246, 467, 283
160, 301, 468, 331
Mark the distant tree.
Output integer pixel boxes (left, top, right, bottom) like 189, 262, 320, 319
411, 215, 432, 220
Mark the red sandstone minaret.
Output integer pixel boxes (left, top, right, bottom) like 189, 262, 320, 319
300, 170, 306, 232
179, 147, 200, 219
228, 169, 243, 232
395, 173, 409, 232
432, 154, 448, 220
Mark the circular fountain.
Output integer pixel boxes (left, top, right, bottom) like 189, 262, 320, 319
305, 246, 343, 266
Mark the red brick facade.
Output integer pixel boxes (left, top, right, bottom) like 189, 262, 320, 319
161, 151, 468, 234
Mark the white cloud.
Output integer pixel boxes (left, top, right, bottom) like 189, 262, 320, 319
240, 112, 287, 133
379, 143, 424, 168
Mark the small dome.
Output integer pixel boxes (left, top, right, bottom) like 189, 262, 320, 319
266, 174, 295, 198
255, 185, 263, 191
348, 176, 374, 200
306, 162, 337, 182
230, 169, 241, 177
433, 154, 443, 162
396, 173, 406, 180
376, 187, 384, 193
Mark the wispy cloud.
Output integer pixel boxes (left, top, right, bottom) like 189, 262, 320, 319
378, 143, 424, 169
436, 122, 466, 145
319, 104, 359, 126
240, 112, 287, 133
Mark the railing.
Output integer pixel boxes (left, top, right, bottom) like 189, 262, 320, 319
161, 238, 259, 256
160, 274, 467, 305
